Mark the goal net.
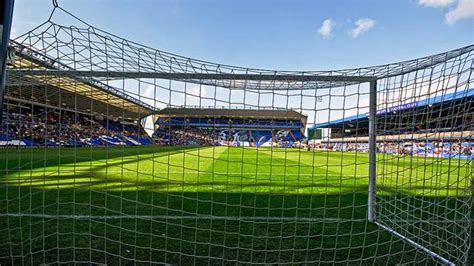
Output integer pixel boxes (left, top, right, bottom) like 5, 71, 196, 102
0, 3, 472, 265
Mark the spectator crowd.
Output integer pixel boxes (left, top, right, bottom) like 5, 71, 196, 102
1, 107, 148, 146
309, 141, 473, 159
153, 127, 221, 146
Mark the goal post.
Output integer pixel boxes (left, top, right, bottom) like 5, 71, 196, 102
367, 79, 460, 266
368, 79, 377, 223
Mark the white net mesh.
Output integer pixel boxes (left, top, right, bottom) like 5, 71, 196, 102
375, 56, 473, 265
0, 4, 472, 265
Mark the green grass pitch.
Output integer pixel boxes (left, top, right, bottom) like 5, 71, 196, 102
0, 146, 471, 264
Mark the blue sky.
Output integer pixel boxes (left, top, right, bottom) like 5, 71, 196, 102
11, 0, 474, 71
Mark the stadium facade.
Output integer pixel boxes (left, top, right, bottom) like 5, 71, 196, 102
309, 88, 473, 159
153, 107, 306, 147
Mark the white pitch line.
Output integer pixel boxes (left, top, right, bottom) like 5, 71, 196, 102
0, 213, 362, 222
0, 213, 468, 223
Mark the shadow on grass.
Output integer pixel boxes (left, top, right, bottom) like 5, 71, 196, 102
0, 146, 201, 174
0, 187, 470, 265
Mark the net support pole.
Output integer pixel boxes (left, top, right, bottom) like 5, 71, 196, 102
368, 80, 377, 222
0, 0, 14, 126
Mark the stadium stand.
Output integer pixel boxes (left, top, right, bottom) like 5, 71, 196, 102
0, 40, 155, 147
153, 106, 307, 147
310, 88, 474, 159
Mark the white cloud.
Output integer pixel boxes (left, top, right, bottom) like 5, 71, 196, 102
445, 0, 474, 24
418, 0, 455, 7
418, 0, 473, 24
350, 18, 375, 38
317, 19, 334, 39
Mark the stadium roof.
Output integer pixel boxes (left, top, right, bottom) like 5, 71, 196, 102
156, 106, 307, 121
5, 40, 156, 119
312, 88, 474, 129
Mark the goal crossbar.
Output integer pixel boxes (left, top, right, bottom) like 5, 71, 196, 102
8, 69, 377, 83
